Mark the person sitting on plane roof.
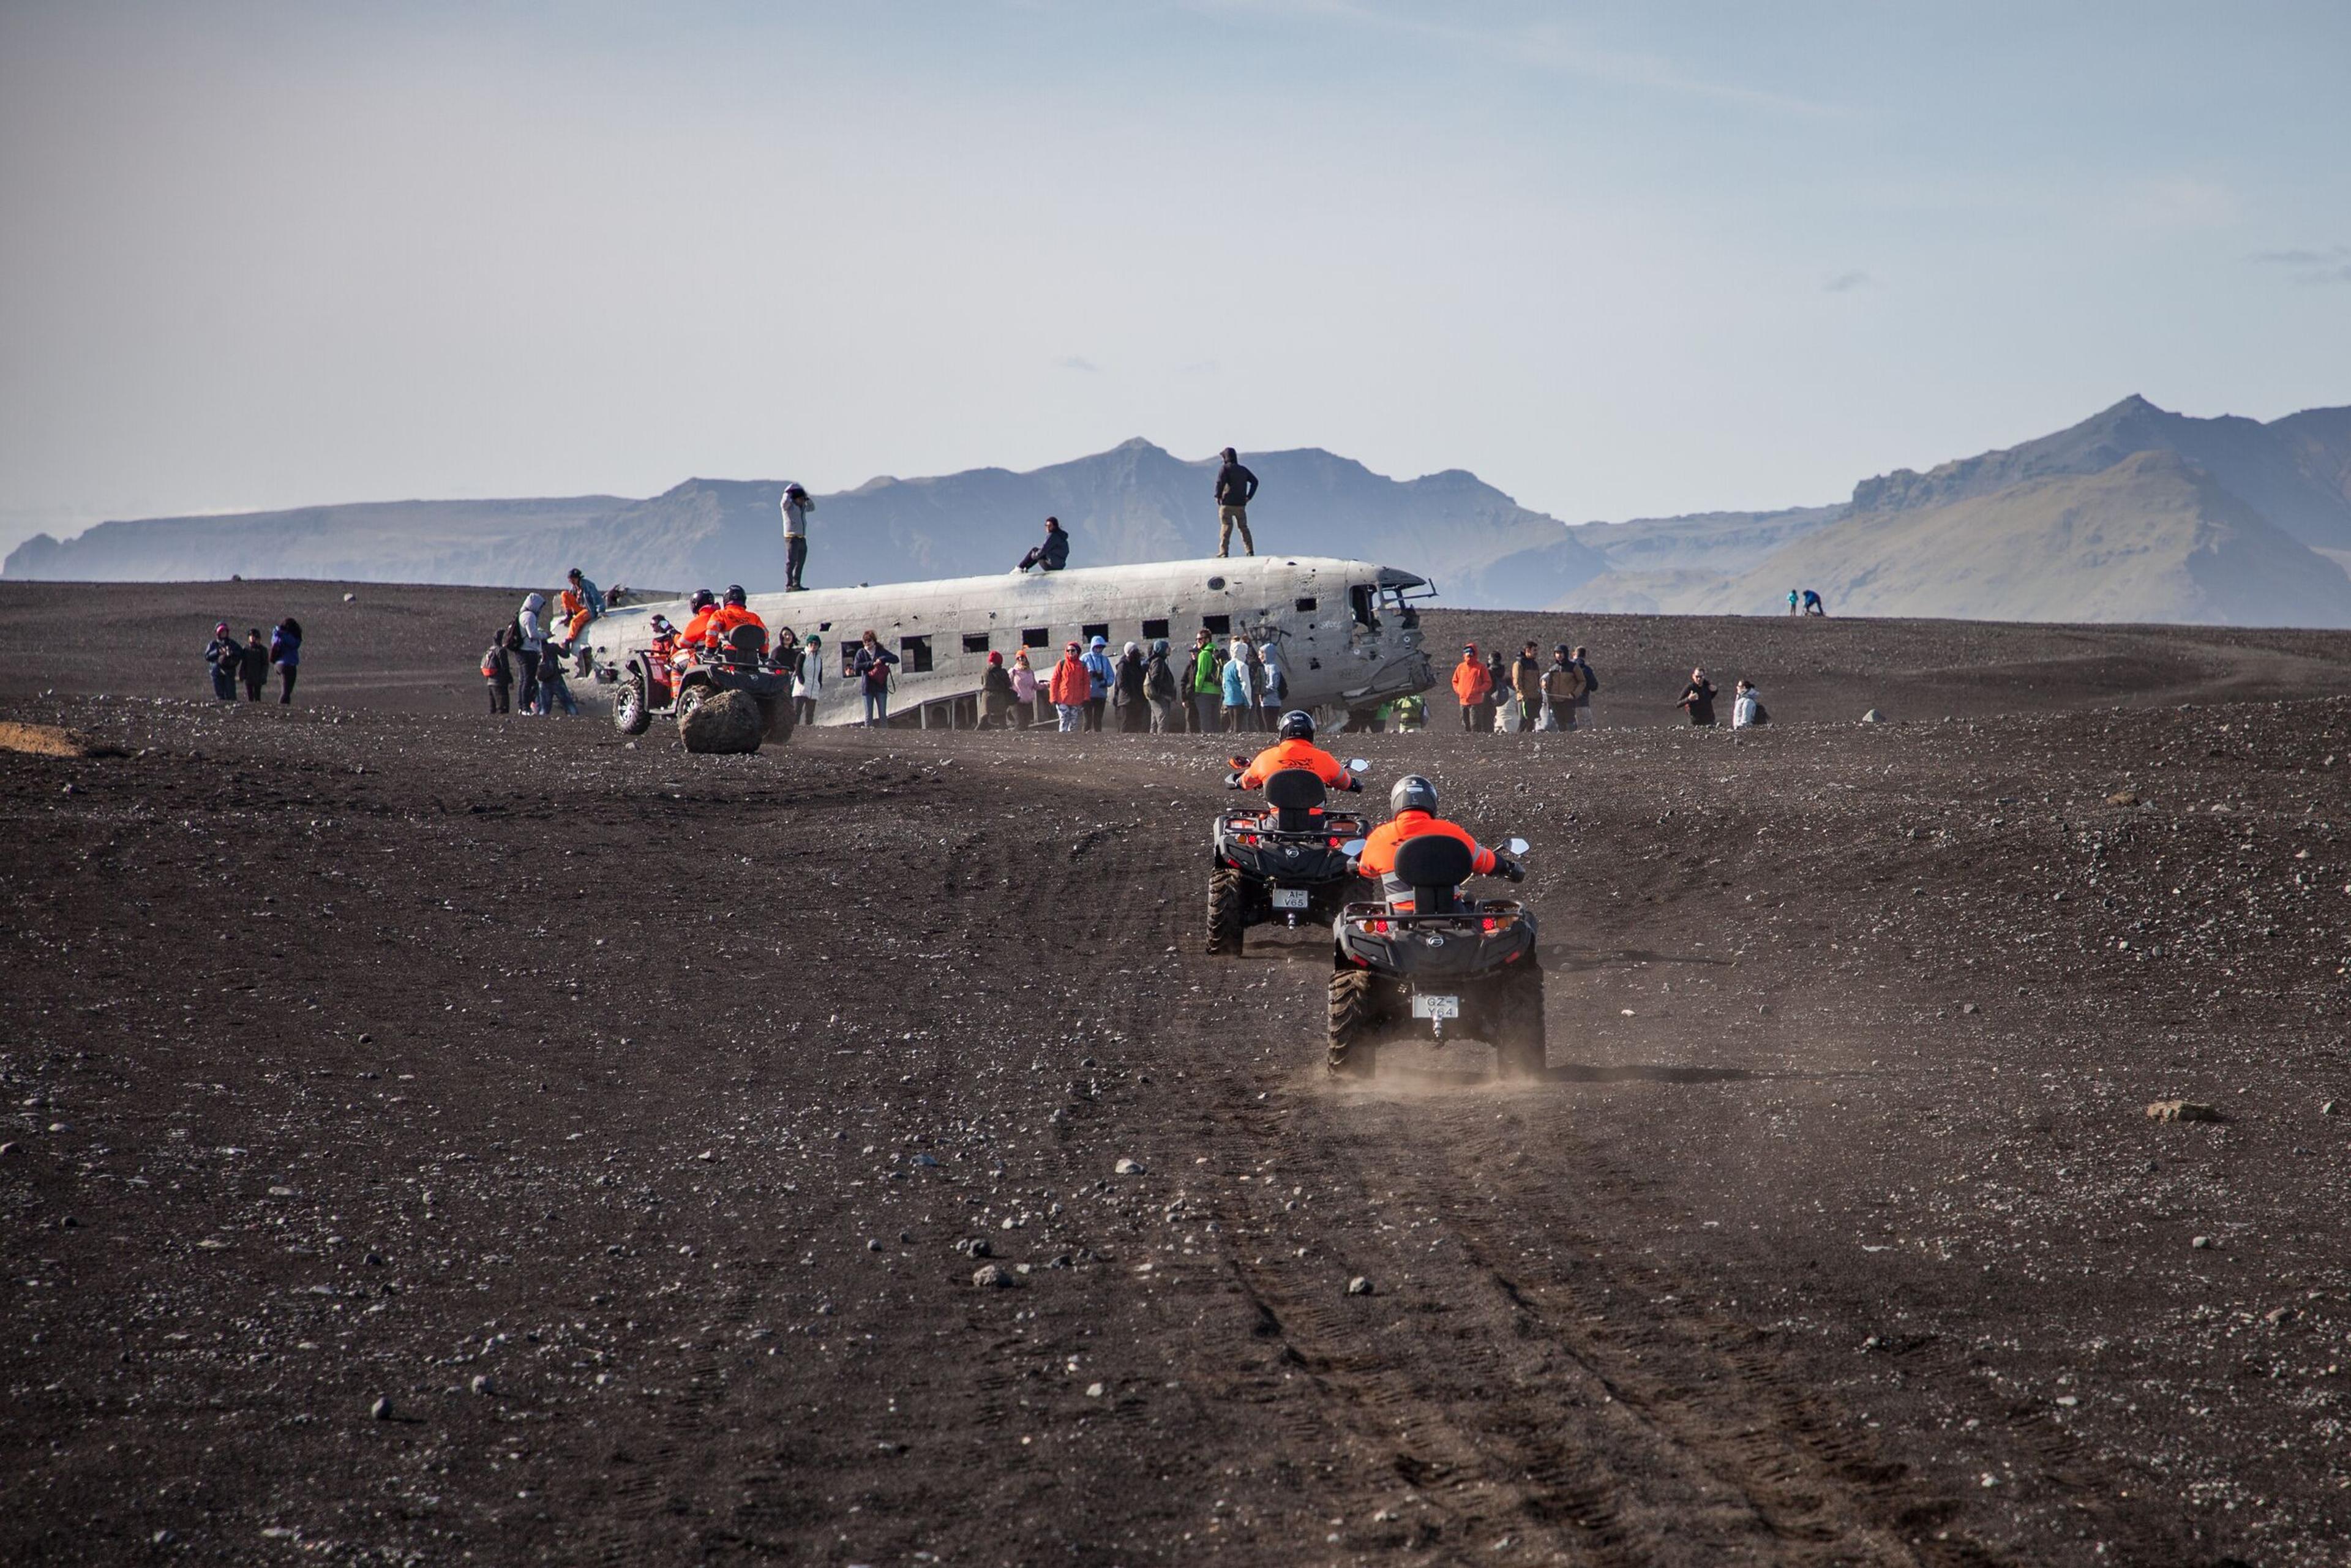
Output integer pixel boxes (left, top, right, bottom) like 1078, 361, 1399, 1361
1016, 517, 1070, 573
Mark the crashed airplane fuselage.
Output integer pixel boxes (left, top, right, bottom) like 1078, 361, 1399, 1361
588, 556, 1437, 726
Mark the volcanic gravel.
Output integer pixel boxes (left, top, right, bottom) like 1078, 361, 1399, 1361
4, 579, 2351, 1566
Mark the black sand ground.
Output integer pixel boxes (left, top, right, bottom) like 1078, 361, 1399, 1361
5, 580, 2351, 1566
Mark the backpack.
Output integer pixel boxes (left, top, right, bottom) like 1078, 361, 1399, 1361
1579, 665, 1598, 695
1750, 702, 1770, 726
481, 647, 501, 680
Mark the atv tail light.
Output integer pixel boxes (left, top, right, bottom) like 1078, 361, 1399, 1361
1357, 918, 1390, 934
1481, 917, 1498, 932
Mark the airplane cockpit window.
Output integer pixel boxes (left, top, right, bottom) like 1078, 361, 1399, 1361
1349, 585, 1380, 630
1378, 582, 1427, 629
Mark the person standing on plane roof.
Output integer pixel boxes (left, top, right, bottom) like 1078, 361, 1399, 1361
780, 483, 814, 591
1213, 447, 1258, 557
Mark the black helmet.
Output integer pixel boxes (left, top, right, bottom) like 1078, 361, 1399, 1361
1277, 709, 1314, 741
689, 588, 716, 611
723, 584, 747, 607
1390, 775, 1438, 816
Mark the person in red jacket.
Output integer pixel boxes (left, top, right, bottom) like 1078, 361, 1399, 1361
1229, 710, 1362, 790
1354, 775, 1522, 910
1450, 643, 1493, 732
1047, 639, 1092, 732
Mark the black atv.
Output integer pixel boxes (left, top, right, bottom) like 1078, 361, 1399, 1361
1327, 832, 1542, 1080
611, 624, 794, 745
1205, 765, 1372, 956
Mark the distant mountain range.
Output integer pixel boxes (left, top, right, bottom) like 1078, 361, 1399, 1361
10, 395, 2351, 626
1562, 396, 2351, 625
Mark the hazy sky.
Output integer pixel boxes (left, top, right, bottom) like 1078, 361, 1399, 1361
3, 1, 2348, 550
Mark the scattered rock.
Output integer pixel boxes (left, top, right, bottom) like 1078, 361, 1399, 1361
910, 1152, 939, 1167
2191, 1235, 2216, 1250
369, 1395, 392, 1420
2104, 789, 2138, 807
678, 690, 765, 754
1959, 1002, 1979, 1015
470, 1374, 495, 1396
2147, 1100, 2222, 1123
1346, 1276, 1374, 1296
1086, 1381, 1104, 1398
2323, 1101, 2338, 1116
1860, 708, 1886, 724
972, 1263, 1019, 1289
1114, 1157, 1146, 1176
956, 1237, 993, 1258
2263, 1306, 2299, 1326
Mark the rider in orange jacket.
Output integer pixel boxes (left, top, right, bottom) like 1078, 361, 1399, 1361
1229, 710, 1362, 790
704, 584, 767, 656
1354, 775, 1521, 910
679, 589, 721, 653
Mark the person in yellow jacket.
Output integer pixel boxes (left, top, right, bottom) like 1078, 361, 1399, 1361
1228, 711, 1362, 790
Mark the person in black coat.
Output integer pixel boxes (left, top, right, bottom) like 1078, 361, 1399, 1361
239, 629, 269, 700
1016, 517, 1070, 572
1112, 641, 1149, 732
1678, 667, 1719, 727
1213, 447, 1258, 557
204, 623, 240, 700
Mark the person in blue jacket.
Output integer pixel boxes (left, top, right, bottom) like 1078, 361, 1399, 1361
268, 618, 302, 705
1220, 636, 1260, 732
1080, 634, 1114, 732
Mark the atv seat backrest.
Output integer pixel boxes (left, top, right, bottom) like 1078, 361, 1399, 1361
1262, 768, 1327, 833
1392, 833, 1474, 914
726, 624, 767, 664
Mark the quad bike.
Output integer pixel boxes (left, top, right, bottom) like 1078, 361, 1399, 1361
1327, 831, 1542, 1081
610, 625, 794, 745
1205, 763, 1372, 956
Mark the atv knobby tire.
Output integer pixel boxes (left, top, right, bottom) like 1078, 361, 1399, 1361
1327, 967, 1386, 1078
612, 675, 651, 736
1488, 961, 1547, 1081
1206, 867, 1247, 956
674, 684, 709, 728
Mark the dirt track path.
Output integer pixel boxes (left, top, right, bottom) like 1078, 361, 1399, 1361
7, 643, 2350, 1562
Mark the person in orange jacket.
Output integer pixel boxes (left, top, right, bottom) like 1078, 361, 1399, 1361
679, 589, 721, 653
1450, 643, 1493, 732
1047, 639, 1092, 732
705, 584, 767, 658
1354, 775, 1521, 910
1229, 710, 1362, 790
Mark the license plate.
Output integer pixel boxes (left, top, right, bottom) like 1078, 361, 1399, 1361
1411, 994, 1460, 1020
1271, 888, 1310, 910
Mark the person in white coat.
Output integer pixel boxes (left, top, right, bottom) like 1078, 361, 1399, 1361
516, 592, 547, 714
794, 633, 825, 726
1731, 679, 1766, 729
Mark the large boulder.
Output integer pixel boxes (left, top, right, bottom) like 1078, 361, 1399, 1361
678, 689, 764, 754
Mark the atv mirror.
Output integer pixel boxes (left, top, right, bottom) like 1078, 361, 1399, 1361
1504, 837, 1530, 856
1346, 758, 1370, 773
1340, 838, 1367, 857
